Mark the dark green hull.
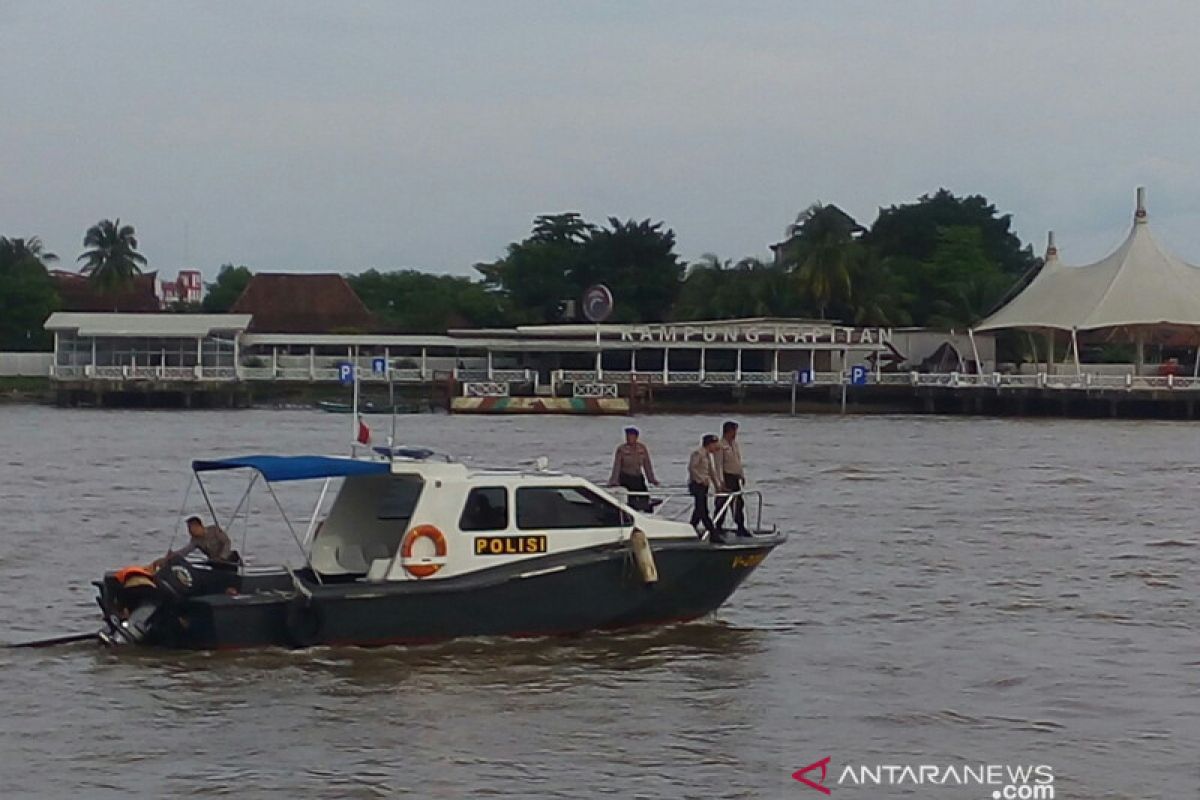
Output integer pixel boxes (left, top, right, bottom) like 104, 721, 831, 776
98, 535, 784, 649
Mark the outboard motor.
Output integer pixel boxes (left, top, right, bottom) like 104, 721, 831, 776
97, 559, 236, 645
97, 565, 164, 645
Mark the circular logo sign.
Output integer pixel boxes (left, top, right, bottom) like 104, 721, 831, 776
171, 565, 193, 589
582, 284, 614, 323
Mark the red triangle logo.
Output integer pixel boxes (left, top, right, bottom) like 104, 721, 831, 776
792, 757, 832, 794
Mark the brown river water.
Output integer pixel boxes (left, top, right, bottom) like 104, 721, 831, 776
0, 407, 1197, 799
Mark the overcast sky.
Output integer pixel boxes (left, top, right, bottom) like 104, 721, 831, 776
4, 1, 1200, 280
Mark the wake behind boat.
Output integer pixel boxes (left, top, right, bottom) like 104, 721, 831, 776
95, 449, 784, 649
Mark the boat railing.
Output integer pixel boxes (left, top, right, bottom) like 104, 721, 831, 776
610, 485, 766, 532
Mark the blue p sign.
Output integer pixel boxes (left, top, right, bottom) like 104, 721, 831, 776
796, 369, 813, 386
849, 365, 868, 385
372, 357, 387, 375
337, 363, 354, 385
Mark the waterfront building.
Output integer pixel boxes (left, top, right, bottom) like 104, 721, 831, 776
43, 313, 974, 392
977, 187, 1200, 380
159, 270, 203, 307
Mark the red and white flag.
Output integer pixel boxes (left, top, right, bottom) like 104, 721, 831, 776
356, 416, 371, 445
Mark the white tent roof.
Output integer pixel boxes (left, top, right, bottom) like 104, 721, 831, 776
976, 189, 1200, 332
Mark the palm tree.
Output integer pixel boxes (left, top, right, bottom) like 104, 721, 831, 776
788, 204, 860, 319
0, 236, 60, 351
78, 218, 146, 293
844, 251, 911, 327
0, 236, 58, 267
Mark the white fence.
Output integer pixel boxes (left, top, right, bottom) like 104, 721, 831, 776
573, 382, 619, 398
552, 368, 1200, 393
40, 353, 1200, 395
0, 352, 52, 377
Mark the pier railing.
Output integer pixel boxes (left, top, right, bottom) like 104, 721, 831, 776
47, 362, 1200, 395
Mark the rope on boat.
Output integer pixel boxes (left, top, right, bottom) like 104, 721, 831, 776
6, 632, 97, 648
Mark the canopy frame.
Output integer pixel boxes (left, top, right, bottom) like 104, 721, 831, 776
188, 454, 388, 578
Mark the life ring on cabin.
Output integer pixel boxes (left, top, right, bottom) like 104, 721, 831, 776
400, 525, 448, 578
284, 598, 325, 648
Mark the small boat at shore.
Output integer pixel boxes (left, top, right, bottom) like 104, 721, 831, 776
317, 399, 418, 414
94, 449, 784, 649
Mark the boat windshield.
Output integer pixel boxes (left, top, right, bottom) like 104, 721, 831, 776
310, 474, 425, 576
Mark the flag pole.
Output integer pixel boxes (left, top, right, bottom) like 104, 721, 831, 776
351, 346, 360, 455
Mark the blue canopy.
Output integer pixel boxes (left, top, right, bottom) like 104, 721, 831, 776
192, 455, 390, 482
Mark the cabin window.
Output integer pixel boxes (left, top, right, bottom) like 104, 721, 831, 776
376, 476, 424, 524
459, 487, 508, 531
516, 486, 629, 530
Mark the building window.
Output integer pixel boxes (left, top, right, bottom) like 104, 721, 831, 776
460, 487, 508, 531
516, 486, 629, 530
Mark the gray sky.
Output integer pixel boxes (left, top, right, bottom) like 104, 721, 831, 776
4, 1, 1199, 280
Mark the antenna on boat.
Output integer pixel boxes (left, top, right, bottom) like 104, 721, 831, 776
389, 355, 397, 449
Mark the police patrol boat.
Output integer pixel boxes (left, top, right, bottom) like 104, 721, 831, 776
94, 448, 784, 649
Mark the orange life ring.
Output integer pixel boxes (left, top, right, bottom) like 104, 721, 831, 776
400, 525, 448, 578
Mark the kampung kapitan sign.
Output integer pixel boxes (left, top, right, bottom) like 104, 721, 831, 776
618, 323, 893, 346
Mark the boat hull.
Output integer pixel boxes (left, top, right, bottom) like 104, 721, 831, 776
99, 535, 783, 649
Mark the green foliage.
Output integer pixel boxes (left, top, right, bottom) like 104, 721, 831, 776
674, 255, 798, 320
349, 269, 512, 332
783, 204, 861, 319
837, 249, 913, 327
476, 214, 588, 323
867, 189, 1038, 279
3, 188, 1033, 344
742, 190, 1032, 328
77, 219, 146, 293
479, 212, 683, 323
573, 218, 683, 322
0, 236, 59, 350
885, 226, 1012, 328
202, 264, 253, 312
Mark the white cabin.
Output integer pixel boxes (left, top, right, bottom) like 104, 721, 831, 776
307, 458, 697, 582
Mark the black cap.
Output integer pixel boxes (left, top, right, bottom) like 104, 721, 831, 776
702, 433, 718, 445
624, 426, 639, 435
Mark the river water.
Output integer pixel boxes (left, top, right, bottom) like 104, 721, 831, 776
0, 407, 1196, 799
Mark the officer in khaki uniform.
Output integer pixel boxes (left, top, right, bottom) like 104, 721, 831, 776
687, 433, 722, 541
715, 420, 751, 537
607, 426, 659, 511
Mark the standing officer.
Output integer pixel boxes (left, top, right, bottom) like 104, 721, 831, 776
687, 433, 722, 541
607, 426, 659, 511
715, 420, 751, 537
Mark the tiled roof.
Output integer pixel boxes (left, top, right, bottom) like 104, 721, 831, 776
50, 270, 160, 312
231, 273, 376, 333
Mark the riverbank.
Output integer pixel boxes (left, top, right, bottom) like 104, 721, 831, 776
0, 377, 51, 404
15, 376, 1200, 419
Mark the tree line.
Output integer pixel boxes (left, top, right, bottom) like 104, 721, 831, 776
0, 189, 1040, 349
